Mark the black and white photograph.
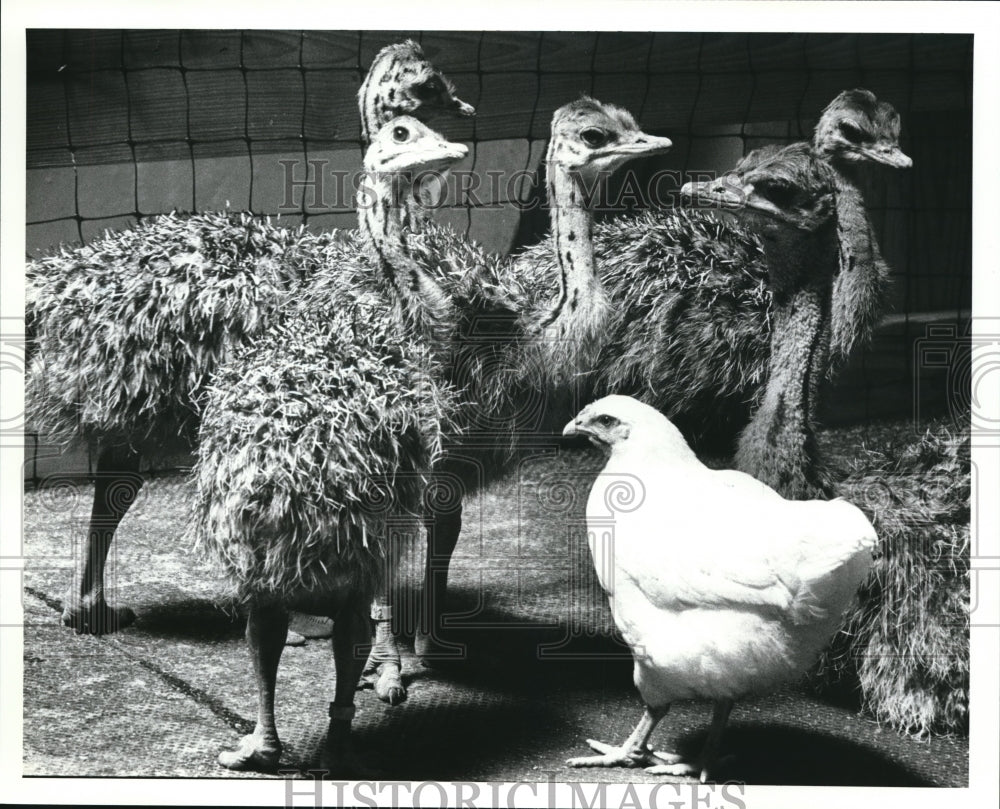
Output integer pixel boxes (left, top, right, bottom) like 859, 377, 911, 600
2, 2, 998, 807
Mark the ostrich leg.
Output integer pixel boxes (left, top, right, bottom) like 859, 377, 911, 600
361, 521, 408, 705
417, 496, 465, 665
62, 445, 142, 634
322, 593, 373, 775
218, 601, 288, 771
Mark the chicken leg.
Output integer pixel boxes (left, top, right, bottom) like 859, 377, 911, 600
568, 705, 679, 769
644, 699, 734, 783
568, 700, 734, 782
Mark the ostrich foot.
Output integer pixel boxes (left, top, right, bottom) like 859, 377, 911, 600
567, 739, 681, 769
217, 730, 282, 772
358, 659, 406, 706
61, 597, 136, 635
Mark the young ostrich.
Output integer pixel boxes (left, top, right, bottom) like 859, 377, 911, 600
26, 40, 474, 636
682, 144, 840, 496
415, 142, 842, 659
351, 97, 671, 683
812, 89, 911, 367
199, 118, 467, 773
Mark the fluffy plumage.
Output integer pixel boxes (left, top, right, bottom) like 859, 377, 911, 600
564, 395, 877, 781
26, 212, 309, 455
821, 427, 970, 737
28, 40, 474, 637
192, 291, 456, 602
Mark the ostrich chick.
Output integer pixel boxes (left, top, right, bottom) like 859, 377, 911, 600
813, 88, 912, 366
682, 144, 840, 498
201, 118, 469, 773
563, 395, 876, 782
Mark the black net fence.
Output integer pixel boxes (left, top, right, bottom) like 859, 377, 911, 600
24, 30, 973, 480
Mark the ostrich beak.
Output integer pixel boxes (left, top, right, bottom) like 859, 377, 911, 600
451, 98, 477, 117
863, 144, 912, 169
615, 133, 674, 159
680, 176, 748, 209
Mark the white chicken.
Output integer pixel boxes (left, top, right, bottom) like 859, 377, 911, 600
562, 395, 877, 782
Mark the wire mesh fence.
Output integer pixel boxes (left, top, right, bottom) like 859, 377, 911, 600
24, 30, 973, 480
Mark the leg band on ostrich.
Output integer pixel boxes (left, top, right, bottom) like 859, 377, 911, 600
360, 531, 407, 705
322, 600, 372, 774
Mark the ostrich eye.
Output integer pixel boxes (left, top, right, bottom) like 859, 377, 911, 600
413, 78, 442, 100
838, 121, 868, 144
580, 128, 609, 148
754, 179, 796, 207
392, 126, 410, 143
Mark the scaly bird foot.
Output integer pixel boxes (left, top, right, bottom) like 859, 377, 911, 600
567, 739, 680, 769
645, 753, 735, 783
358, 660, 407, 706
644, 760, 701, 779
217, 731, 282, 772
62, 599, 136, 635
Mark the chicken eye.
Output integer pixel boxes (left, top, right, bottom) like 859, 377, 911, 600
596, 414, 616, 427
392, 126, 410, 143
838, 121, 867, 144
580, 128, 609, 148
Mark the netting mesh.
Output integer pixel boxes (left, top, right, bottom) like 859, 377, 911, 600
24, 30, 973, 478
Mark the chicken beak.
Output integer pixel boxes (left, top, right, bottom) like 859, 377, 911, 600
562, 419, 582, 438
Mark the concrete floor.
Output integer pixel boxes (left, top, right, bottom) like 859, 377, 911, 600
20, 454, 968, 785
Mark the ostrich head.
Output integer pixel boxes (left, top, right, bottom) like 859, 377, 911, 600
812, 89, 911, 169
681, 144, 838, 290
681, 143, 836, 235
363, 116, 468, 178
359, 40, 476, 144
546, 96, 673, 193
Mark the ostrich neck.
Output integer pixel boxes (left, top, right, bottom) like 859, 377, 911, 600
829, 171, 888, 364
357, 172, 452, 342
734, 222, 837, 495
545, 164, 599, 322
832, 174, 882, 270
538, 162, 610, 376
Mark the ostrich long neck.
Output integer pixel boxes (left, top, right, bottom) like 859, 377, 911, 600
358, 172, 453, 343
538, 162, 610, 376
734, 223, 838, 498
829, 172, 889, 365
